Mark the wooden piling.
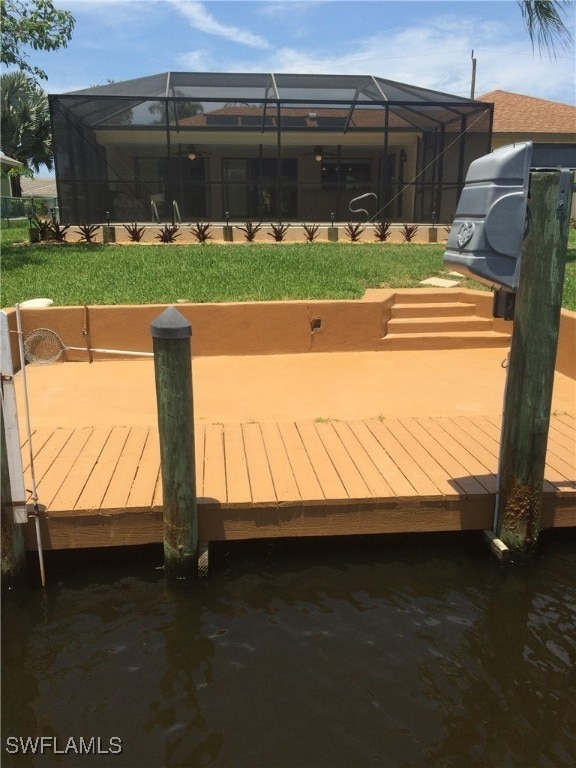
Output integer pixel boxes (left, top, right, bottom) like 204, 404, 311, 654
150, 307, 198, 581
495, 170, 574, 560
1, 398, 27, 585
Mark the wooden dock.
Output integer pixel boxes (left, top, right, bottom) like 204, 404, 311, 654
21, 413, 575, 551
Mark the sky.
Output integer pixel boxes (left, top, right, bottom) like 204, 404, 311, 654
14, 0, 576, 105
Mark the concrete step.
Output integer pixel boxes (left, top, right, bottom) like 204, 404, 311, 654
381, 331, 512, 351
387, 315, 494, 334
391, 301, 476, 319
391, 291, 459, 304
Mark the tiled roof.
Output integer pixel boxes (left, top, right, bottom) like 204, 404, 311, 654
179, 105, 411, 129
478, 90, 576, 134
178, 104, 487, 131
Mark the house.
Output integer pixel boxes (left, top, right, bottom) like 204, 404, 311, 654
0, 151, 22, 197
48, 72, 493, 225
479, 90, 575, 217
479, 90, 576, 167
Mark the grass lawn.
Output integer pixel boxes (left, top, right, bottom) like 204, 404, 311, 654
1, 219, 575, 309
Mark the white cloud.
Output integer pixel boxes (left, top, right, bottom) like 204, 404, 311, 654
51, 1, 575, 104
167, 0, 271, 49
214, 14, 575, 103
177, 49, 213, 70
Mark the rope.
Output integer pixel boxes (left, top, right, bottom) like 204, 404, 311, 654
367, 109, 490, 224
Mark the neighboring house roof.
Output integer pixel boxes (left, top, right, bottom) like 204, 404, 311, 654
478, 90, 576, 134
177, 105, 456, 131
20, 177, 57, 198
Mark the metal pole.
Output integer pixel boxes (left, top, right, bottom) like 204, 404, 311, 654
15, 305, 46, 586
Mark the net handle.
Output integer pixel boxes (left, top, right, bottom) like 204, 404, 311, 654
23, 327, 153, 362
68, 346, 153, 357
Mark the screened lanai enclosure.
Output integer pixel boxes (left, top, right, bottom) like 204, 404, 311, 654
49, 72, 493, 225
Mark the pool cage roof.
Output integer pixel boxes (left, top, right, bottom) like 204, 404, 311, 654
57, 71, 491, 132
66, 71, 479, 102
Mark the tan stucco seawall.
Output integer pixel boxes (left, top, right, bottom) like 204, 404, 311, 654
3, 289, 575, 380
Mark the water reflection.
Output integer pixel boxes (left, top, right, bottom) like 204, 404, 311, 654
2, 531, 575, 767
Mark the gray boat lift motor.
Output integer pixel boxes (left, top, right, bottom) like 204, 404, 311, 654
444, 141, 532, 294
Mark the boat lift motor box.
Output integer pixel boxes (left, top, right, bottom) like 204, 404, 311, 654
444, 142, 532, 294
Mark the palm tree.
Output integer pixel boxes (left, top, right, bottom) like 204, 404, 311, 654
0, 71, 53, 196
519, 0, 574, 55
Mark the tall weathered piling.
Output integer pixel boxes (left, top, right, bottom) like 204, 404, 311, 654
1, 310, 27, 586
1, 394, 27, 586
495, 169, 573, 560
150, 307, 197, 581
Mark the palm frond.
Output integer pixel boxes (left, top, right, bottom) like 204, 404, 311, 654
518, 0, 574, 56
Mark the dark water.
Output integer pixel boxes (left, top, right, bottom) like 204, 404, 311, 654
2, 531, 575, 768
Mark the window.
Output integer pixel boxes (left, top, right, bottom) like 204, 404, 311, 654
320, 160, 371, 191
223, 158, 297, 218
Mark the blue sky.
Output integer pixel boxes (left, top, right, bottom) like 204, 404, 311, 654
10, 0, 576, 103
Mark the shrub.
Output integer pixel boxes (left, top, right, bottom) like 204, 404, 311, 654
268, 222, 289, 242
123, 223, 146, 242
75, 224, 100, 243
49, 221, 70, 242
31, 216, 53, 241
303, 223, 319, 242
156, 224, 180, 243
190, 222, 213, 243
236, 221, 262, 242
374, 221, 391, 242
401, 223, 419, 242
344, 222, 365, 242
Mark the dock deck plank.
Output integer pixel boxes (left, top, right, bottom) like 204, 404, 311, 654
399, 418, 485, 497
126, 428, 161, 510
365, 418, 441, 497
38, 427, 94, 509
75, 426, 130, 511
50, 427, 112, 512
314, 421, 372, 500
421, 417, 497, 494
331, 421, 394, 500
260, 422, 302, 505
347, 419, 416, 497
242, 423, 277, 506
383, 419, 453, 496
223, 423, 252, 507
276, 422, 324, 504
102, 426, 150, 511
21, 415, 575, 550
295, 421, 348, 501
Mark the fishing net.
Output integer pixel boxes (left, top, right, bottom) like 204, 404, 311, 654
24, 328, 68, 364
